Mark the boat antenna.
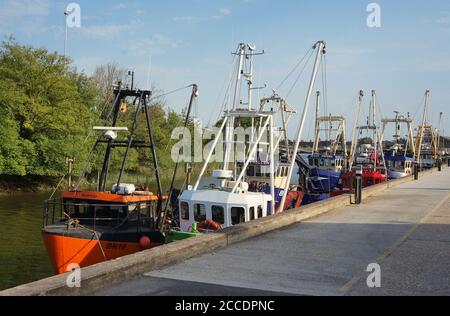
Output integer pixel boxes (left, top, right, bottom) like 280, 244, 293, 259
158, 84, 199, 230
146, 54, 152, 91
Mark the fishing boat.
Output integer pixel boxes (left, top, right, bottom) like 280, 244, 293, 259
177, 41, 327, 232
342, 90, 387, 189
306, 91, 347, 194
413, 90, 440, 169
381, 112, 415, 179
42, 81, 181, 274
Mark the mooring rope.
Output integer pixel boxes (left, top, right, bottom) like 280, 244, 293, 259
63, 212, 107, 261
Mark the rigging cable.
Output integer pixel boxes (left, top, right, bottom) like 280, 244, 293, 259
285, 49, 315, 99
276, 47, 314, 91
207, 52, 238, 127
149, 84, 194, 102
211, 51, 240, 127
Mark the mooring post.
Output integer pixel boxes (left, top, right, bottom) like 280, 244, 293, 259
66, 157, 74, 190
355, 166, 362, 204
185, 163, 192, 186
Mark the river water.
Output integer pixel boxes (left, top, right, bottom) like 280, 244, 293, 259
0, 176, 185, 291
0, 192, 54, 291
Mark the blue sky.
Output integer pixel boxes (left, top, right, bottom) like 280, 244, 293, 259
1, 0, 450, 140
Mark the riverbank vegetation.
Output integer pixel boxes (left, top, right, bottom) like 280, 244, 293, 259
0, 39, 187, 191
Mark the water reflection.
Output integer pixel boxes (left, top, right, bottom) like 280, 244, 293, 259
0, 192, 54, 291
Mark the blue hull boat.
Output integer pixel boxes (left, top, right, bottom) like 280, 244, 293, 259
309, 167, 342, 193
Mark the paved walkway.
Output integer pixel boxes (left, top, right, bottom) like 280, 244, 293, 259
96, 168, 450, 296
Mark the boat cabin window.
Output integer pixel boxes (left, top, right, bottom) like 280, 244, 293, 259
194, 203, 207, 222
249, 206, 255, 221
261, 166, 271, 177
247, 165, 255, 177
180, 202, 189, 220
111, 205, 126, 219
128, 204, 137, 213
64, 200, 80, 216
231, 207, 245, 225
63, 199, 128, 225
211, 205, 225, 224
257, 205, 263, 218
126, 204, 141, 221
255, 166, 262, 177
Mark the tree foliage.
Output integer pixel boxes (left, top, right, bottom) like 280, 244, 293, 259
0, 40, 187, 182
0, 40, 98, 176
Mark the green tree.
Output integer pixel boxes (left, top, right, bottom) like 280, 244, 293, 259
0, 40, 99, 177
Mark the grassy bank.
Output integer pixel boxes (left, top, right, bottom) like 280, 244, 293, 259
0, 175, 59, 194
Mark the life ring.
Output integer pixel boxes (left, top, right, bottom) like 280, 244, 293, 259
198, 219, 221, 231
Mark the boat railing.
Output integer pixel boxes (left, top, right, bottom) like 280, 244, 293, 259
42, 198, 156, 231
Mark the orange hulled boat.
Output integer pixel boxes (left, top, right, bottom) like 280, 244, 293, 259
42, 83, 168, 274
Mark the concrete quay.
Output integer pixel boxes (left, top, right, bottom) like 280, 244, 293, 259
96, 167, 450, 296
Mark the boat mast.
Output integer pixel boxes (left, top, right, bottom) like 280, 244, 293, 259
159, 84, 198, 229
279, 98, 291, 161
244, 45, 265, 160
312, 91, 321, 154
407, 112, 415, 158
372, 90, 378, 167
98, 85, 123, 191
224, 44, 246, 172
349, 90, 364, 170
194, 43, 263, 190
415, 90, 430, 165
279, 41, 326, 212
437, 112, 443, 156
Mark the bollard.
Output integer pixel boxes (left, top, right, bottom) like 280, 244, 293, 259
414, 163, 419, 180
448, 157, 450, 168
355, 167, 362, 204
438, 158, 442, 172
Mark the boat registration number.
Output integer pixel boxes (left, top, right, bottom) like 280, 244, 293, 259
105, 243, 126, 250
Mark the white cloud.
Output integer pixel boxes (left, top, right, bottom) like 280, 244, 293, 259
125, 34, 189, 56
113, 3, 127, 10
76, 20, 143, 39
214, 8, 231, 19
436, 11, 450, 25
173, 8, 232, 24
